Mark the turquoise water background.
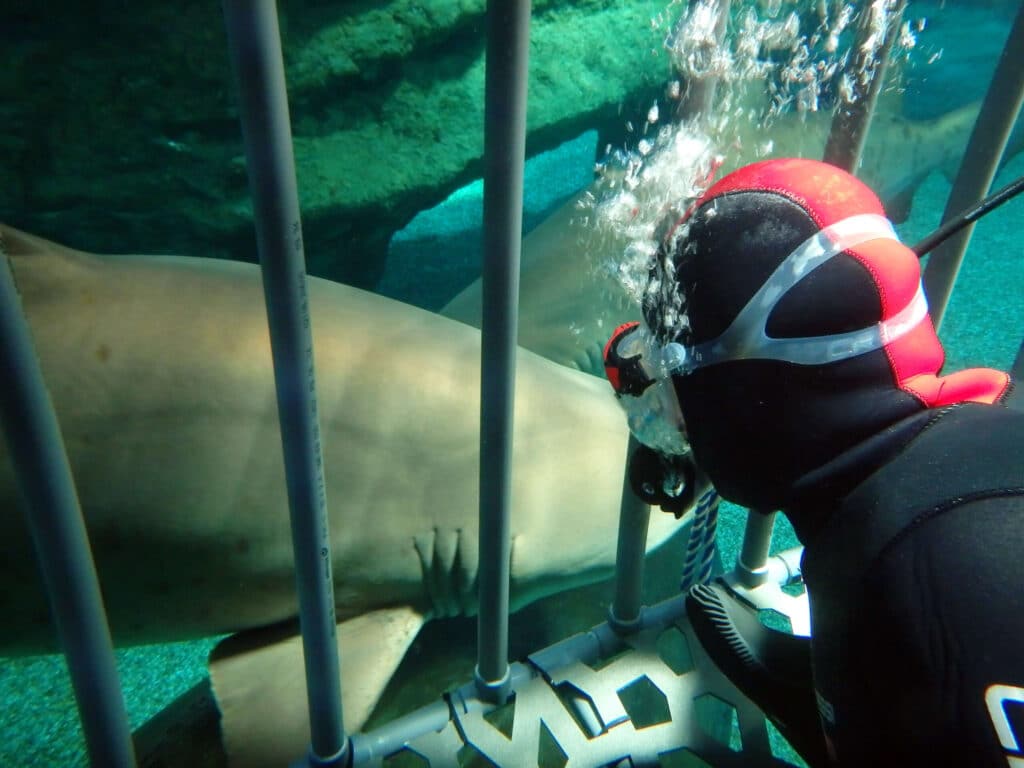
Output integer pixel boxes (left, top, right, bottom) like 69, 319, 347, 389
1, 1, 1022, 765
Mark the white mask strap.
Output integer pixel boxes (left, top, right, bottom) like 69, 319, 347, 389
668, 213, 927, 372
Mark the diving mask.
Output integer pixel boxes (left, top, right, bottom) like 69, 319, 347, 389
604, 321, 690, 457
653, 213, 928, 374
604, 213, 930, 455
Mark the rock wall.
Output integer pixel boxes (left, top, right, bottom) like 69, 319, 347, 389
2, 0, 673, 287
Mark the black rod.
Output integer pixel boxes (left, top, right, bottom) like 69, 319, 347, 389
0, 248, 137, 768
221, 2, 347, 763
912, 173, 1024, 257
475, 0, 532, 705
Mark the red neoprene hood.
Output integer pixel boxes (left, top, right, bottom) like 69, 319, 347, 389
646, 158, 1009, 511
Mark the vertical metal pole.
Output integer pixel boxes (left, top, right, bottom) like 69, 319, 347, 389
823, 0, 907, 172
736, 511, 776, 589
736, 1, 907, 581
1009, 337, 1024, 411
608, 436, 650, 633
0, 254, 137, 768
923, 0, 1024, 330
475, 0, 531, 706
221, 3, 347, 764
674, 0, 732, 122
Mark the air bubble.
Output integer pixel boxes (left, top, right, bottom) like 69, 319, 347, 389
588, 0, 925, 332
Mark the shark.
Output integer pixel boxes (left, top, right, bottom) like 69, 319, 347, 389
441, 100, 986, 375
0, 225, 687, 765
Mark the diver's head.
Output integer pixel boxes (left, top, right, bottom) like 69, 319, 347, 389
615, 157, 1008, 511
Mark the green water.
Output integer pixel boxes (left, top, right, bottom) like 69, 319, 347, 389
1, 0, 1022, 765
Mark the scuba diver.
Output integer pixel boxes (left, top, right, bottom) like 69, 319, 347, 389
603, 157, 1024, 766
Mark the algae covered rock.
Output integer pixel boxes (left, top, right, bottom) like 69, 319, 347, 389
1, 0, 673, 288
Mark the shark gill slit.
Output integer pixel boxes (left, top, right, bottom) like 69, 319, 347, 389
413, 527, 477, 618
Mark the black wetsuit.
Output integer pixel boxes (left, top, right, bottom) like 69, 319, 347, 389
794, 403, 1024, 766
617, 157, 1024, 766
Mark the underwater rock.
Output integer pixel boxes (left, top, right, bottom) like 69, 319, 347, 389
1, 0, 670, 288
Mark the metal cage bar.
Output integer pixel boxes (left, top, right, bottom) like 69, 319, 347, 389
823, 0, 907, 172
608, 437, 652, 633
221, 1, 347, 764
0, 249, 136, 767
474, 0, 532, 704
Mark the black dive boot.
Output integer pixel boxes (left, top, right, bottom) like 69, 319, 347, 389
686, 581, 831, 767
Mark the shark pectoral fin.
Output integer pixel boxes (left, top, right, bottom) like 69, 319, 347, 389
209, 606, 427, 768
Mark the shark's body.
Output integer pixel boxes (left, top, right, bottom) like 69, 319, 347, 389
442, 102, 982, 373
0, 225, 681, 657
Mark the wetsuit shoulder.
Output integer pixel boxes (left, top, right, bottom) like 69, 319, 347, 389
803, 403, 1024, 765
